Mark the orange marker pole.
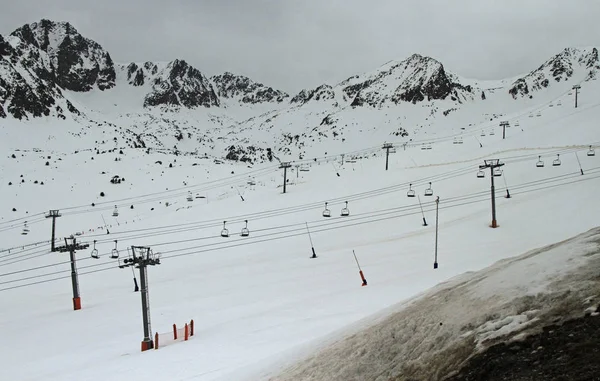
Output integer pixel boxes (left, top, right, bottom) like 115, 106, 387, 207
353, 250, 367, 286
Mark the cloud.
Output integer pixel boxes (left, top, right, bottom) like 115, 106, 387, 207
2, 0, 599, 93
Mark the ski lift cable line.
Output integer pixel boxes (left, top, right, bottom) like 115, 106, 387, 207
6, 166, 596, 277
0, 165, 280, 228
2, 131, 596, 230
3, 145, 596, 255
2, 171, 599, 291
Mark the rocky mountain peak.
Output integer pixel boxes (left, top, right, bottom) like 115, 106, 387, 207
509, 47, 600, 98
211, 71, 289, 104
340, 53, 474, 107
143, 59, 219, 108
11, 19, 116, 92
0, 31, 80, 120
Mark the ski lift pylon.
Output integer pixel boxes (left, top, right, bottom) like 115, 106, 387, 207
240, 220, 249, 237
322, 202, 331, 218
407, 183, 416, 198
340, 201, 350, 217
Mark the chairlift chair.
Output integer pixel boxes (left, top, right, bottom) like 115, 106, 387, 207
529, 114, 533, 118
493, 168, 503, 177
110, 240, 119, 259
421, 144, 427, 150
340, 201, 350, 217
221, 221, 229, 238
241, 220, 250, 237
187, 191, 193, 202
477, 170, 485, 178
490, 129, 495, 136
453, 138, 458, 145
557, 101, 562, 106
587, 145, 596, 157
407, 184, 416, 198
427, 144, 433, 150
458, 137, 464, 144
549, 103, 554, 107
536, 112, 541, 117
424, 182, 434, 196
322, 202, 331, 218
480, 131, 486, 137
536, 155, 545, 168
91, 240, 99, 259
21, 222, 29, 235
552, 154, 561, 166
112, 205, 119, 217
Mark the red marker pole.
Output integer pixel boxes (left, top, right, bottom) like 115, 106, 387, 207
353, 250, 367, 286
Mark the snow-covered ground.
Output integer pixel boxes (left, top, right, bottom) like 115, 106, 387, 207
1, 62, 600, 380
270, 226, 600, 381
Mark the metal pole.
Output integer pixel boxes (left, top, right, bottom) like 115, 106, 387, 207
434, 197, 439, 269
575, 152, 584, 175
46, 210, 61, 252
385, 147, 390, 171
138, 248, 153, 350
283, 166, 288, 193
418, 195, 428, 226
306, 222, 317, 258
66, 238, 81, 310
490, 166, 497, 228
51, 217, 57, 252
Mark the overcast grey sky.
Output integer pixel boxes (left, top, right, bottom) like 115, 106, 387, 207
2, 0, 599, 93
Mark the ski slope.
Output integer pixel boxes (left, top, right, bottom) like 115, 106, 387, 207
1, 74, 600, 381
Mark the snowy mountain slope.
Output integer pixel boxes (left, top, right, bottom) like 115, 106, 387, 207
269, 227, 600, 381
508, 47, 600, 98
3, 18, 600, 167
1, 69, 600, 381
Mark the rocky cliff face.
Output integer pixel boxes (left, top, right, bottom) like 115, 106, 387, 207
211, 72, 288, 104
340, 54, 475, 107
11, 19, 116, 92
508, 47, 600, 98
143, 59, 219, 108
0, 33, 79, 119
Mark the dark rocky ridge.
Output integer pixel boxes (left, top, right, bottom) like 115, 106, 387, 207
143, 59, 219, 108
211, 72, 288, 104
446, 314, 600, 381
509, 47, 600, 98
0, 32, 79, 119
340, 54, 475, 107
11, 19, 116, 92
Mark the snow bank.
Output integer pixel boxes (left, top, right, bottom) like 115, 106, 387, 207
269, 226, 600, 381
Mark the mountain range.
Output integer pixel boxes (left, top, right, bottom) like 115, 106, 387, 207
1, 19, 599, 162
